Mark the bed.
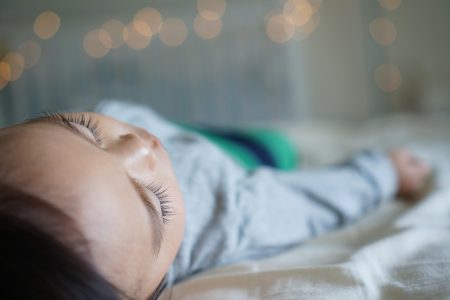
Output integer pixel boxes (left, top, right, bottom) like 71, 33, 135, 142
160, 113, 450, 300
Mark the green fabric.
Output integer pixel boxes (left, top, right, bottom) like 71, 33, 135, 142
198, 132, 262, 169
174, 122, 300, 171
243, 128, 299, 170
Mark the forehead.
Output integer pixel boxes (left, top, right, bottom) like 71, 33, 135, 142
0, 121, 152, 254
0, 123, 104, 192
0, 121, 134, 220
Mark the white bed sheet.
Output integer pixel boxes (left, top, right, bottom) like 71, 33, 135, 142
161, 114, 450, 300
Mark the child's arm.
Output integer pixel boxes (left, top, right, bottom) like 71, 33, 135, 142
230, 148, 430, 260
239, 149, 397, 245
168, 145, 431, 283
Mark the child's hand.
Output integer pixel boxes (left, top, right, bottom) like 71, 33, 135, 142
388, 148, 433, 202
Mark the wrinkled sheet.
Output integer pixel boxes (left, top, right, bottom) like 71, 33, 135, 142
161, 114, 450, 300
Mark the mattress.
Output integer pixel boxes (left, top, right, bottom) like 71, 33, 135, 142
161, 113, 450, 300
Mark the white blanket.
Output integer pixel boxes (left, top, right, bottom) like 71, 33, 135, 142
161, 114, 450, 300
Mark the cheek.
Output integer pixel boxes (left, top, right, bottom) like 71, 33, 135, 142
169, 188, 186, 247
77, 181, 154, 290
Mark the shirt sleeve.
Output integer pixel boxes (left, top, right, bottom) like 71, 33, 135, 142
234, 148, 398, 258
168, 146, 399, 285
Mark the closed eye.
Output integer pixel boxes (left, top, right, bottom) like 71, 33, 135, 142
26, 112, 104, 146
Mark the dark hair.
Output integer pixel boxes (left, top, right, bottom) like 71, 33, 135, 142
0, 182, 124, 300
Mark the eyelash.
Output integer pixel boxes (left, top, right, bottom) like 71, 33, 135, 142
44, 112, 105, 145
33, 112, 173, 224
140, 181, 174, 224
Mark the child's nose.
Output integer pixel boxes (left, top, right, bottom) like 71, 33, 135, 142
106, 130, 160, 171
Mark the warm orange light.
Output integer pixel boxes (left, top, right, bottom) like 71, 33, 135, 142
0, 62, 11, 81
83, 29, 110, 58
34, 11, 61, 40
159, 18, 188, 47
0, 60, 11, 89
101, 20, 126, 48
3, 53, 25, 82
309, 0, 323, 13
374, 63, 402, 92
197, 0, 226, 21
0, 61, 11, 90
18, 41, 41, 68
266, 12, 295, 43
370, 17, 397, 46
193, 15, 222, 39
378, 0, 402, 10
295, 11, 319, 40
123, 22, 152, 50
132, 20, 152, 37
0, 79, 8, 90
283, 0, 313, 26
134, 7, 162, 36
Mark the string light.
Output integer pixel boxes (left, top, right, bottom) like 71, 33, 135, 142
295, 11, 320, 40
374, 63, 402, 92
378, 0, 402, 10
283, 0, 313, 26
309, 0, 323, 13
266, 12, 296, 43
101, 20, 126, 49
34, 11, 61, 40
370, 17, 397, 46
193, 15, 222, 39
18, 41, 41, 68
0, 61, 11, 89
83, 29, 110, 58
197, 0, 226, 21
133, 7, 162, 36
123, 22, 152, 50
3, 53, 25, 82
266, 0, 322, 43
159, 18, 188, 47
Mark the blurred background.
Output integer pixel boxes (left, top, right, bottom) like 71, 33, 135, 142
0, 0, 449, 127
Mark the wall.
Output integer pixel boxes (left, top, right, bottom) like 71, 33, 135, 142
0, 0, 449, 127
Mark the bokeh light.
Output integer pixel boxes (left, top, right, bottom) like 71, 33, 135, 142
309, 0, 323, 13
101, 20, 125, 48
34, 11, 61, 40
266, 12, 296, 43
283, 0, 313, 26
134, 7, 162, 36
123, 22, 152, 50
193, 15, 223, 39
374, 63, 402, 92
267, 0, 322, 43
83, 29, 110, 58
378, 0, 402, 11
197, 0, 227, 21
159, 18, 188, 47
370, 17, 397, 46
0, 61, 11, 81
3, 53, 25, 82
132, 20, 153, 38
295, 11, 320, 40
18, 41, 41, 68
0, 61, 11, 89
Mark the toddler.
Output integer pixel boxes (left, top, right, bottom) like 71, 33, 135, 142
0, 100, 431, 299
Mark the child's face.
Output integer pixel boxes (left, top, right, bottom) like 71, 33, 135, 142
0, 112, 185, 299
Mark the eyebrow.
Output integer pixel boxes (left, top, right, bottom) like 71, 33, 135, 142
28, 116, 164, 256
